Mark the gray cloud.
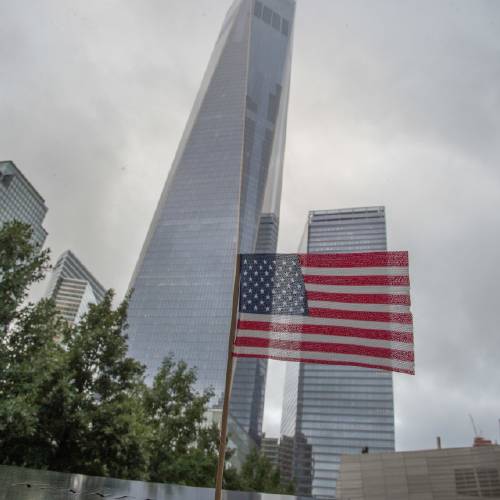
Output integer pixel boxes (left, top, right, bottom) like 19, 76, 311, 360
1, 0, 499, 451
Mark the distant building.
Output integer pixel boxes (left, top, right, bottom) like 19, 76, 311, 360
336, 444, 500, 500
260, 435, 307, 492
281, 207, 394, 499
259, 435, 308, 491
46, 250, 106, 325
279, 435, 295, 485
0, 160, 48, 247
261, 437, 280, 468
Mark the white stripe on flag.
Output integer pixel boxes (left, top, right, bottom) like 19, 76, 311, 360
305, 284, 410, 294
238, 313, 413, 333
232, 346, 414, 372
301, 266, 409, 277
236, 329, 411, 350
307, 300, 410, 313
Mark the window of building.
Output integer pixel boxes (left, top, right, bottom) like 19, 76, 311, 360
262, 5, 272, 24
254, 1, 262, 18
281, 18, 290, 36
455, 467, 500, 497
272, 12, 281, 30
477, 468, 500, 497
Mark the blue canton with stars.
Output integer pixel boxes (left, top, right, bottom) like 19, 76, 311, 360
239, 254, 309, 316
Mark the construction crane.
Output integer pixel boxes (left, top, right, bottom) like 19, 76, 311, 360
469, 414, 481, 437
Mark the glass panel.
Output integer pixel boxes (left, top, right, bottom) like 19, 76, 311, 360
262, 5, 272, 24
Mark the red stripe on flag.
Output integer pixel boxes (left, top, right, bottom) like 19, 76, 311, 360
237, 320, 414, 343
299, 252, 408, 268
304, 275, 409, 286
234, 337, 414, 362
308, 308, 413, 324
232, 352, 415, 375
306, 291, 411, 305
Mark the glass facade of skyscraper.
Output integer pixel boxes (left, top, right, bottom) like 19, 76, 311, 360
281, 207, 395, 499
126, 0, 295, 443
0, 160, 48, 247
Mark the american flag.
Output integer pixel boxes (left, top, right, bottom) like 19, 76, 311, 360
233, 252, 414, 375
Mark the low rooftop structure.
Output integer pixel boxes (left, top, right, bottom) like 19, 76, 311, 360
336, 444, 500, 500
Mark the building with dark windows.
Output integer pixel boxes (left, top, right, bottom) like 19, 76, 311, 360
126, 0, 295, 445
46, 250, 106, 325
0, 160, 48, 247
260, 435, 309, 490
279, 435, 296, 485
281, 207, 395, 499
261, 437, 280, 468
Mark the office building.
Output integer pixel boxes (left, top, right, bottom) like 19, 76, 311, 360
336, 444, 500, 500
260, 436, 308, 489
279, 435, 296, 485
261, 437, 280, 468
46, 250, 106, 325
126, 0, 295, 444
0, 160, 48, 247
281, 207, 395, 498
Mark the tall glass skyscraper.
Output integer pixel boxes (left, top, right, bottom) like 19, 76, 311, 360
0, 160, 48, 247
281, 207, 395, 499
127, 0, 295, 443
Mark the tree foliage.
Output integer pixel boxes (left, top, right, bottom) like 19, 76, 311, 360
146, 357, 216, 485
0, 221, 292, 494
0, 221, 50, 331
237, 447, 295, 495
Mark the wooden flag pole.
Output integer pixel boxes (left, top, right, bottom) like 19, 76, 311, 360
214, 254, 241, 500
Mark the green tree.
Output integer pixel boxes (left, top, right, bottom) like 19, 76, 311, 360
47, 291, 151, 479
0, 222, 67, 467
0, 222, 150, 479
0, 299, 68, 467
236, 447, 295, 495
0, 221, 50, 331
145, 356, 220, 486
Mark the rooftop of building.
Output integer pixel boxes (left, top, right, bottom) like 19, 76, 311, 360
309, 206, 385, 216
55, 250, 107, 298
341, 443, 500, 462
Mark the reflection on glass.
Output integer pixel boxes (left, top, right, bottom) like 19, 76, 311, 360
126, 0, 296, 445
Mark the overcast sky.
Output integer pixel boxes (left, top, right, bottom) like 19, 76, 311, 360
1, 0, 499, 452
